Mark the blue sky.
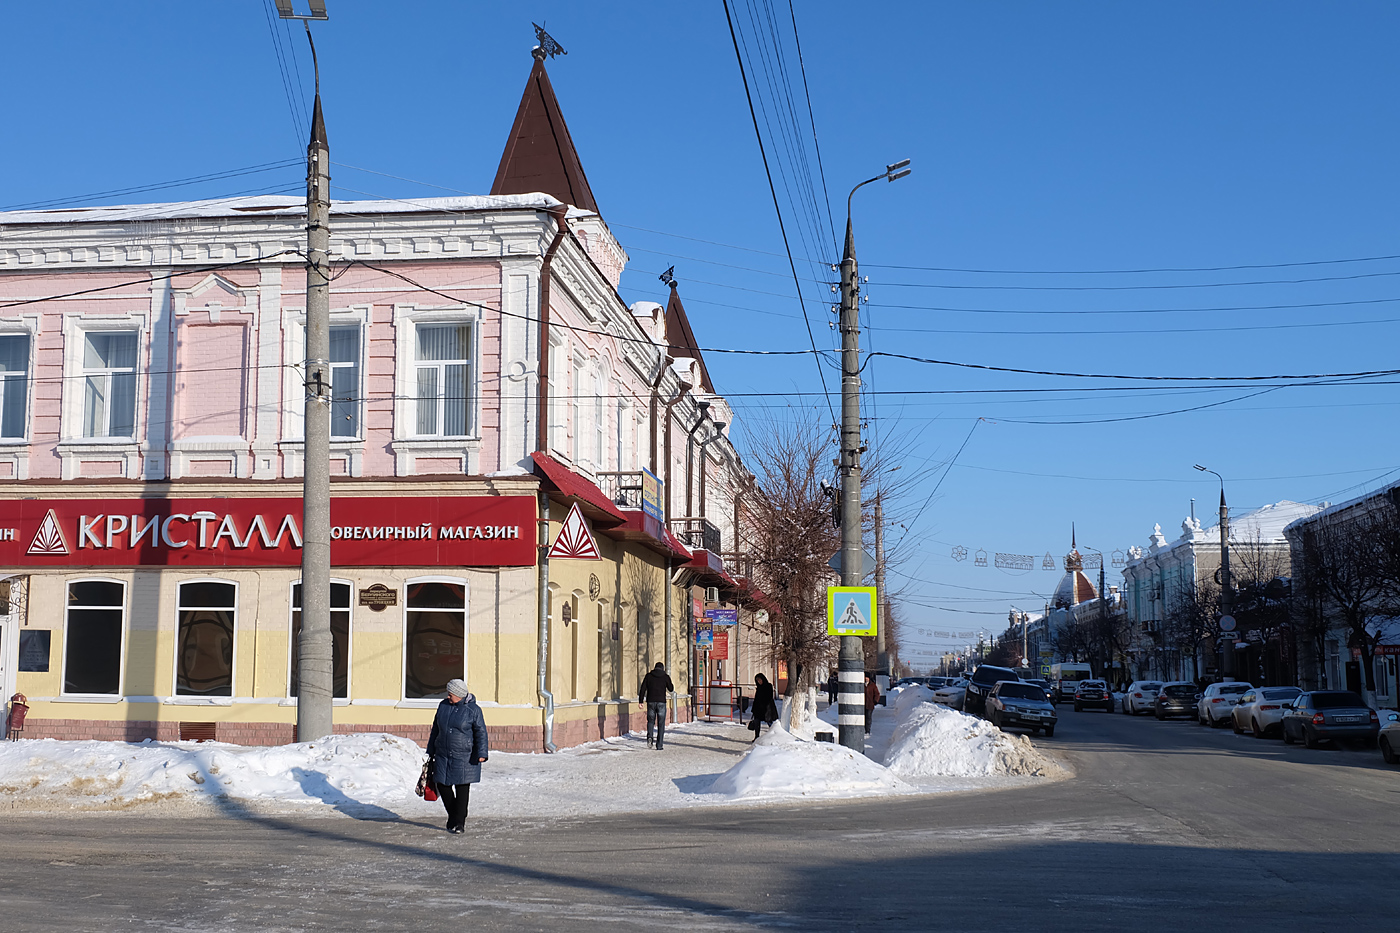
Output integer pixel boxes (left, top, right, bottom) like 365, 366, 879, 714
4, 2, 1399, 661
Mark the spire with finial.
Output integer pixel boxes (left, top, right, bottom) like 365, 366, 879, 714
492, 23, 597, 213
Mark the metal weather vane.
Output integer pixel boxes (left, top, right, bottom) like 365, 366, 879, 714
533, 22, 567, 59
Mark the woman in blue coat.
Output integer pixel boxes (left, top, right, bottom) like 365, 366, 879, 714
427, 678, 489, 833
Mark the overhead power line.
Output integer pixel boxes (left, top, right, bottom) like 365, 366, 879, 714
721, 0, 834, 422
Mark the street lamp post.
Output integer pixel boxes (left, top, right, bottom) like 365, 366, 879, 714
275, 0, 333, 743
1195, 465, 1234, 681
835, 160, 910, 753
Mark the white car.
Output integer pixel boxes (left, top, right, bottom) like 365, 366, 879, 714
1197, 682, 1254, 727
1122, 681, 1164, 715
1231, 685, 1302, 737
932, 678, 968, 709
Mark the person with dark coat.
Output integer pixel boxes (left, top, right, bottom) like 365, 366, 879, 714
748, 672, 780, 741
863, 673, 881, 735
826, 672, 838, 706
427, 678, 489, 834
639, 662, 674, 750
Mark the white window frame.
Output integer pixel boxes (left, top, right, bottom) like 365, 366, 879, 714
280, 306, 369, 442
172, 578, 239, 699
61, 315, 147, 444
548, 335, 567, 455
399, 575, 470, 705
392, 305, 481, 442
571, 353, 585, 463
286, 578, 355, 701
60, 576, 127, 698
593, 367, 607, 469
0, 328, 34, 443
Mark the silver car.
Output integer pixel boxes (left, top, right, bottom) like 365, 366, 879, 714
1197, 681, 1254, 727
932, 678, 968, 709
986, 681, 1057, 737
1230, 686, 1302, 737
1122, 681, 1164, 716
1381, 711, 1400, 764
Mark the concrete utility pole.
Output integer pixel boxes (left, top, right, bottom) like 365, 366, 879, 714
837, 160, 909, 752
279, 0, 333, 742
874, 494, 888, 693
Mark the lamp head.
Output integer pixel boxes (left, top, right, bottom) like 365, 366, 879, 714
1193, 464, 1207, 472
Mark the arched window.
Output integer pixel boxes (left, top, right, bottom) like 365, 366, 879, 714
63, 579, 125, 695
404, 579, 467, 699
290, 581, 352, 698
176, 580, 237, 697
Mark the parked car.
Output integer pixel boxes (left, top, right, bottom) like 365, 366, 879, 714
1197, 682, 1254, 727
964, 664, 1022, 718
1154, 682, 1198, 720
1122, 681, 1164, 716
931, 678, 968, 709
1073, 679, 1113, 712
1230, 686, 1302, 737
1281, 691, 1379, 748
1024, 678, 1056, 705
925, 676, 949, 689
986, 681, 1057, 737
1381, 711, 1400, 764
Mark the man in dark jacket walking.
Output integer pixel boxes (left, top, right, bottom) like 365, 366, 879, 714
639, 662, 674, 750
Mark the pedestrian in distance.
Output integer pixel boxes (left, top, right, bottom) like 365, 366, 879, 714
427, 678, 489, 834
864, 673, 881, 735
640, 661, 674, 750
749, 672, 779, 741
826, 671, 838, 706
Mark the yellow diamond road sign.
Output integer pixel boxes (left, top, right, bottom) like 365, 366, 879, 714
828, 586, 877, 636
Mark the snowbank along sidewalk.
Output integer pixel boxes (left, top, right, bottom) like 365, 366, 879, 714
0, 687, 1065, 818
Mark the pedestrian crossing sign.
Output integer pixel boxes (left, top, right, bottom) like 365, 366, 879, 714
827, 586, 877, 636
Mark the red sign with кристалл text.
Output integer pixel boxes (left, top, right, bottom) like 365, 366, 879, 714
0, 496, 537, 568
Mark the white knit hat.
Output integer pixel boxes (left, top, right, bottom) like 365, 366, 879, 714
445, 679, 469, 698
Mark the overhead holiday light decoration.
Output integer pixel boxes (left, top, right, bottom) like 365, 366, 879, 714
1042, 553, 1055, 570
951, 545, 968, 562
1112, 549, 1125, 568
994, 552, 1034, 571
974, 549, 988, 567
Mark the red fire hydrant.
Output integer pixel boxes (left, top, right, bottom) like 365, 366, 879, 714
6, 693, 28, 740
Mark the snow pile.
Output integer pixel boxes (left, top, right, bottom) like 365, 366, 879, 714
882, 702, 1062, 779
0, 733, 422, 812
707, 721, 912, 801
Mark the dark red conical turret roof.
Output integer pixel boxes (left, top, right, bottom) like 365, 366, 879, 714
490, 51, 599, 213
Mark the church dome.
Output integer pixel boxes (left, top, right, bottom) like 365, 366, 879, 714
1051, 536, 1098, 608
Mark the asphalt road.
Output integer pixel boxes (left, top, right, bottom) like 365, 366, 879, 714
2, 704, 1397, 932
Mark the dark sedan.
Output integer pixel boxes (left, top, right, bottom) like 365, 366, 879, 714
1281, 691, 1379, 748
986, 681, 1057, 737
1154, 681, 1198, 720
1074, 679, 1113, 712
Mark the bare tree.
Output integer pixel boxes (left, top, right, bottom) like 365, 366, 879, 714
1293, 507, 1397, 703
738, 409, 840, 699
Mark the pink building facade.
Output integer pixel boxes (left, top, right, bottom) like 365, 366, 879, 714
0, 54, 760, 749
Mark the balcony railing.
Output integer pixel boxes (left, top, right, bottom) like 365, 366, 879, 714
671, 516, 722, 554
595, 471, 645, 510
721, 552, 753, 579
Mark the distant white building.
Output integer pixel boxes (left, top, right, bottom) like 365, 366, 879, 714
1122, 500, 1321, 683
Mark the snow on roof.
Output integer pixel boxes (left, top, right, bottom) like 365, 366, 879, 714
1209, 500, 1322, 544
0, 192, 594, 226
1282, 478, 1400, 534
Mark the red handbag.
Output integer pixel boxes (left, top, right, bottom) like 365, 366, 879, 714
415, 759, 439, 801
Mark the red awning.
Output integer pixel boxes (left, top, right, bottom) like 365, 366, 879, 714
531, 452, 626, 526
607, 509, 692, 560
683, 547, 726, 576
